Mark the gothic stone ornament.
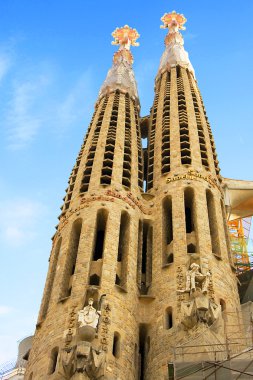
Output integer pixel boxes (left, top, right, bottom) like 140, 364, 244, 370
78, 298, 101, 342
58, 343, 106, 380
178, 262, 220, 329
99, 302, 111, 352
58, 347, 76, 379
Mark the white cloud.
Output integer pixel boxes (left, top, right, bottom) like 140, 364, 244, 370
5, 65, 95, 149
0, 199, 45, 246
0, 54, 11, 83
55, 69, 95, 134
0, 306, 12, 315
6, 75, 50, 150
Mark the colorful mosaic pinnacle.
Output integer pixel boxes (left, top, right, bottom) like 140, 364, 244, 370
112, 25, 139, 65
111, 25, 140, 50
160, 10, 187, 31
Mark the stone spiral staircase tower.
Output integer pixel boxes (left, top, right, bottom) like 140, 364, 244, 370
26, 13, 242, 380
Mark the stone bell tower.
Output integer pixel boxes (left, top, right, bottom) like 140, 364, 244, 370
25, 25, 145, 380
143, 11, 241, 379
26, 12, 243, 380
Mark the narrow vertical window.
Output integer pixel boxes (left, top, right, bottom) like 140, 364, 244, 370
163, 197, 173, 265
89, 209, 108, 286
101, 91, 120, 185
184, 188, 194, 233
115, 212, 130, 288
168, 363, 175, 380
60, 219, 82, 299
184, 188, 198, 253
28, 373, 33, 380
177, 66, 191, 166
92, 209, 108, 261
165, 307, 173, 329
112, 332, 121, 358
161, 71, 171, 174
206, 190, 221, 257
137, 220, 153, 294
139, 324, 148, 380
39, 237, 62, 320
48, 347, 59, 375
220, 299, 226, 312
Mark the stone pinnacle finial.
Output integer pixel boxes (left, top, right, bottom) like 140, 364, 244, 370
160, 10, 187, 32
98, 25, 140, 100
111, 25, 140, 66
112, 25, 140, 50
157, 10, 195, 77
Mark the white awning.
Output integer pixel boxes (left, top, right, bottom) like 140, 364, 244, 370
222, 178, 253, 221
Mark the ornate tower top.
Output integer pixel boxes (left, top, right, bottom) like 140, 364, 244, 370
158, 10, 195, 77
160, 10, 187, 31
99, 25, 140, 101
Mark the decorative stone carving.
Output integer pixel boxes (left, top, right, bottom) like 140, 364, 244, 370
77, 298, 101, 343
185, 263, 210, 294
178, 262, 220, 329
99, 302, 111, 352
58, 344, 106, 380
65, 305, 78, 348
78, 298, 101, 330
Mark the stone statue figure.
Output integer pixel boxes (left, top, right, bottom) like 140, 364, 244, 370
185, 263, 210, 294
78, 298, 101, 329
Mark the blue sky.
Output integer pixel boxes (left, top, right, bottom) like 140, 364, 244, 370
0, 0, 253, 364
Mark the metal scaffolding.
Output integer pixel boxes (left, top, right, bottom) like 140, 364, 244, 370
228, 217, 252, 272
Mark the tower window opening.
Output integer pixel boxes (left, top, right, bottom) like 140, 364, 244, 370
142, 137, 147, 148
101, 92, 119, 186
112, 332, 121, 358
122, 94, 132, 189
115, 274, 121, 285
163, 197, 173, 265
80, 96, 108, 193
143, 180, 147, 193
167, 253, 174, 264
139, 324, 148, 380
220, 299, 226, 312
206, 190, 221, 257
165, 307, 173, 329
28, 373, 33, 380
92, 209, 108, 261
184, 188, 194, 234
89, 274, 100, 286
138, 221, 153, 294
60, 219, 82, 299
187, 243, 195, 253
115, 212, 130, 287
48, 347, 59, 375
168, 362, 175, 380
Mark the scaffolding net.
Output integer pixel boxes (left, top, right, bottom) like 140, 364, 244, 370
228, 217, 253, 272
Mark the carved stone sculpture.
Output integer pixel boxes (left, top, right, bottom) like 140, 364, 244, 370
185, 263, 210, 294
77, 298, 101, 342
178, 262, 220, 329
58, 343, 106, 380
78, 298, 101, 329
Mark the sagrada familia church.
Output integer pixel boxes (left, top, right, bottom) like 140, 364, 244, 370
19, 10, 253, 380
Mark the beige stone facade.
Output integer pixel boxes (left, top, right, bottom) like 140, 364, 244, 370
25, 14, 244, 380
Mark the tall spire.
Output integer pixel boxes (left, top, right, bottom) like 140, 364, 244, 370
99, 25, 140, 101
158, 10, 195, 77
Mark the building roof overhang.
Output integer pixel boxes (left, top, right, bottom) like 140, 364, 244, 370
222, 177, 253, 221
